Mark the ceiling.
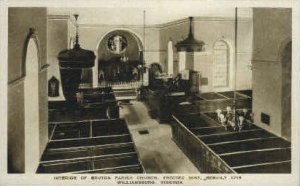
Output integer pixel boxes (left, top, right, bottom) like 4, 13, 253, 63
48, 7, 253, 26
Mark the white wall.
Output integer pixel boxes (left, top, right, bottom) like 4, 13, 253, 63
47, 16, 69, 101
252, 8, 291, 140
159, 16, 253, 92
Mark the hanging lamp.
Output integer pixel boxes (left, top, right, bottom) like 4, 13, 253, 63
175, 17, 205, 52
57, 14, 96, 104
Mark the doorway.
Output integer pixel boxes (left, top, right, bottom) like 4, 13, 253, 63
24, 38, 40, 173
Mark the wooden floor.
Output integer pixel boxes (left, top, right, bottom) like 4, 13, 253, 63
172, 90, 291, 173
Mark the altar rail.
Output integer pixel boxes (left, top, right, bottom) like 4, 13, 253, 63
97, 81, 143, 89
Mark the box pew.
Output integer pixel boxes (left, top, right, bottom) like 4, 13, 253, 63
37, 153, 140, 173
199, 129, 272, 144
220, 148, 291, 168
49, 88, 119, 123
174, 114, 218, 128
83, 93, 116, 104
41, 143, 136, 162
50, 121, 90, 140
38, 119, 144, 173
81, 165, 144, 173
209, 137, 290, 155
144, 88, 186, 122
172, 115, 235, 173
171, 102, 291, 173
234, 161, 291, 173
49, 102, 119, 122
173, 104, 200, 115
92, 120, 130, 137
49, 119, 131, 140
191, 126, 227, 136
193, 92, 252, 113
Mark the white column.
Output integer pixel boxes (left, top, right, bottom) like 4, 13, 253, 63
186, 52, 194, 70
168, 41, 174, 75
92, 52, 98, 88
178, 51, 186, 72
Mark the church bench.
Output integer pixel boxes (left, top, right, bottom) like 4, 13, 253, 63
233, 161, 291, 173
92, 124, 130, 137
82, 93, 116, 103
50, 121, 90, 140
209, 137, 290, 155
49, 119, 129, 140
79, 87, 113, 94
199, 129, 272, 144
173, 104, 200, 115
93, 154, 140, 171
47, 134, 132, 149
171, 115, 234, 173
174, 114, 218, 128
37, 159, 90, 173
37, 153, 141, 173
41, 143, 136, 163
190, 126, 227, 136
198, 92, 227, 100
144, 88, 186, 122
48, 105, 119, 122
203, 110, 252, 123
171, 104, 291, 173
195, 99, 252, 113
220, 148, 291, 168
80, 164, 144, 173
192, 91, 252, 113
48, 87, 119, 123
217, 91, 248, 99
38, 118, 144, 173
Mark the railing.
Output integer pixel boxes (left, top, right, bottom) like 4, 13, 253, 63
171, 115, 235, 173
98, 81, 143, 90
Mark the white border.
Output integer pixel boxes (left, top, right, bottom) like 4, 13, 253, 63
0, 0, 299, 186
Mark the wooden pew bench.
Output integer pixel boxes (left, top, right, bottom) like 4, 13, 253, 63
221, 148, 291, 171
38, 153, 140, 174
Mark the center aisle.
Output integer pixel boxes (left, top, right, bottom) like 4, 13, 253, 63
120, 100, 199, 173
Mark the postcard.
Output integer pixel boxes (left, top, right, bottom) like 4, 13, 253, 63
0, 0, 299, 185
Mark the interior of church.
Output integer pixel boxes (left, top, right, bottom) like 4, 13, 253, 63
7, 7, 292, 174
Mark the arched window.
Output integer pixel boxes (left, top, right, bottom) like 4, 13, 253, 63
213, 41, 230, 88
167, 41, 174, 75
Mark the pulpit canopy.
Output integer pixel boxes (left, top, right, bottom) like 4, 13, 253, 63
57, 14, 95, 68
175, 17, 205, 52
58, 45, 95, 68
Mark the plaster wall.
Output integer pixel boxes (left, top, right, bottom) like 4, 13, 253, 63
252, 8, 291, 140
7, 8, 48, 173
159, 17, 253, 92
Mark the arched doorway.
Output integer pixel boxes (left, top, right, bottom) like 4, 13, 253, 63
212, 40, 231, 91
24, 38, 40, 173
281, 41, 291, 141
96, 30, 143, 87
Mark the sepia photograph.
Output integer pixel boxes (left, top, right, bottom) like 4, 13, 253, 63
0, 0, 299, 185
